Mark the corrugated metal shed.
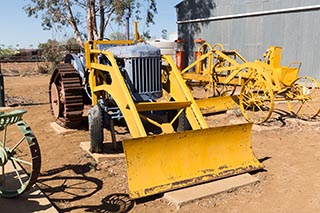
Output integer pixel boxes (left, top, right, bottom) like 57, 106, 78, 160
176, 0, 320, 78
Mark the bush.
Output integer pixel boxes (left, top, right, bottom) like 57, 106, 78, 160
37, 63, 51, 74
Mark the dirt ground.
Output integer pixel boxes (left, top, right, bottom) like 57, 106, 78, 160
1, 64, 320, 212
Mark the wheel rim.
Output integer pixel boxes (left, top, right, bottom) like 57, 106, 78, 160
50, 82, 61, 119
0, 121, 41, 197
287, 76, 320, 119
240, 78, 274, 124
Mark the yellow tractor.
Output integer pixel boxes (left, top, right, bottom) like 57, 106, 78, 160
49, 24, 263, 198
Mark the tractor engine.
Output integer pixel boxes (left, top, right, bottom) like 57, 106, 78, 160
106, 43, 163, 102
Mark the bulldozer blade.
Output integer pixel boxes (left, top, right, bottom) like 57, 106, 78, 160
123, 123, 263, 198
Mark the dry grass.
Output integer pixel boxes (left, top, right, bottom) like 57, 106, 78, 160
0, 62, 51, 76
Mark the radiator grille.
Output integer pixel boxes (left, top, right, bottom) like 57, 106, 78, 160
130, 57, 162, 100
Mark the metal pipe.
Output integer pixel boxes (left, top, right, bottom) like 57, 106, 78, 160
177, 4, 320, 24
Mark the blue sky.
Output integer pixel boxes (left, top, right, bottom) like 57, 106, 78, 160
0, 0, 181, 48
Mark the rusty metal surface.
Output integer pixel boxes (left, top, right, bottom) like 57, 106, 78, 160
49, 64, 83, 128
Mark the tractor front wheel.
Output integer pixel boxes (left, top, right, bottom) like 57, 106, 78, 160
88, 105, 104, 153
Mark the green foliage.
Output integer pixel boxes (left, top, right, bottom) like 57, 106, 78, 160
66, 38, 82, 53
113, 0, 157, 26
24, 0, 73, 31
23, 0, 158, 45
161, 29, 168, 39
0, 48, 16, 57
37, 63, 51, 74
38, 39, 64, 66
142, 31, 151, 40
108, 32, 127, 40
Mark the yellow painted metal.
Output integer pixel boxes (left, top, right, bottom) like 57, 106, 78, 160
123, 123, 264, 198
180, 43, 320, 123
86, 49, 147, 138
134, 21, 142, 41
196, 95, 239, 115
162, 55, 209, 130
181, 44, 300, 95
240, 75, 275, 124
286, 76, 320, 119
265, 46, 282, 68
85, 44, 211, 137
264, 46, 300, 87
135, 101, 191, 112
85, 33, 263, 199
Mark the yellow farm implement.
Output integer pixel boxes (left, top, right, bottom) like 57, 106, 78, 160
182, 43, 320, 124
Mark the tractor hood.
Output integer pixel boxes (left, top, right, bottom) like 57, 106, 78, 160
107, 43, 161, 58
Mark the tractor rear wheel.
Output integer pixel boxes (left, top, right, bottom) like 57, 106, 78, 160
88, 105, 104, 153
49, 64, 83, 129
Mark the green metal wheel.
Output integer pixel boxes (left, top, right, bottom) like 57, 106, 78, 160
0, 110, 41, 198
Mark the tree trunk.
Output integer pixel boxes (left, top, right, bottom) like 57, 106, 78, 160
64, 0, 84, 47
86, 0, 94, 41
90, 0, 99, 40
99, 0, 105, 40
103, 8, 115, 38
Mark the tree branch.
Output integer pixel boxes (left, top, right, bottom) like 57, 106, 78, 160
99, 0, 104, 39
64, 0, 84, 47
103, 8, 115, 37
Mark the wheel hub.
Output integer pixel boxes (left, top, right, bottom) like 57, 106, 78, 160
51, 82, 61, 119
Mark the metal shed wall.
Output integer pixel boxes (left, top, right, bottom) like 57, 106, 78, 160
176, 0, 320, 79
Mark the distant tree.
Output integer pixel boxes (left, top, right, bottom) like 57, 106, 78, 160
142, 31, 151, 40
161, 29, 168, 39
24, 0, 157, 47
109, 32, 127, 40
38, 39, 64, 66
66, 38, 82, 53
0, 48, 15, 58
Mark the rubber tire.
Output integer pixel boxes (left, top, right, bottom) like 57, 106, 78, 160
88, 105, 104, 153
176, 111, 191, 132
168, 110, 191, 132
